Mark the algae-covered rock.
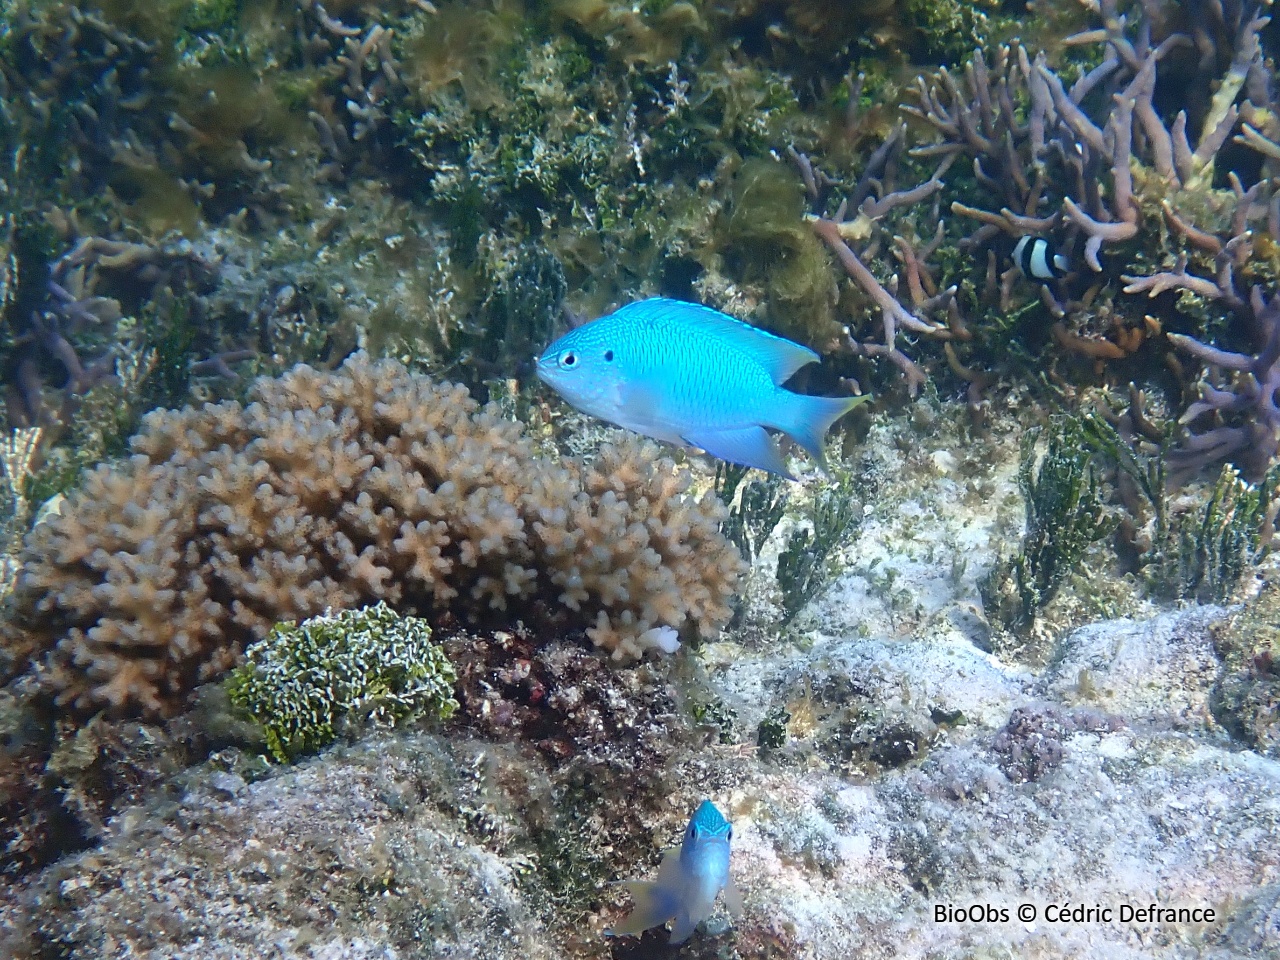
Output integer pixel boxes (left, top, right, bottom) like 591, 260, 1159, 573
2, 733, 557, 960
1211, 585, 1280, 758
6, 604, 1280, 960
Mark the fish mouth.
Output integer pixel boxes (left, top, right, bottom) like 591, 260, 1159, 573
533, 356, 551, 385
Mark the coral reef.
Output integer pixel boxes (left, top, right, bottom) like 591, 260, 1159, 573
226, 603, 458, 762
3, 3, 1280, 958
0, 0, 1275, 497
6, 586, 1278, 960
1164, 289, 1280, 481
3, 353, 744, 718
791, 0, 1280, 492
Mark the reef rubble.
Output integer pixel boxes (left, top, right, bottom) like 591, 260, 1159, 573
1, 599, 1274, 959
1, 404, 1278, 960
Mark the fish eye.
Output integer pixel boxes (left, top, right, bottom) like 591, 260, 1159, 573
688, 825, 699, 841
559, 351, 577, 369
727, 827, 733, 841
604, 350, 614, 362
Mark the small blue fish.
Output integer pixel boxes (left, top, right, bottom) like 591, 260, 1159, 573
536, 298, 865, 479
608, 799, 743, 944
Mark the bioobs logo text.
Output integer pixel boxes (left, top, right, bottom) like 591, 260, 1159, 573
934, 901, 1218, 925
934, 904, 1009, 923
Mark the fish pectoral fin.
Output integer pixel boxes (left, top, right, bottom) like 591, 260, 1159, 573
617, 379, 662, 427
607, 880, 681, 938
682, 425, 794, 479
653, 845, 684, 884
667, 906, 699, 945
723, 876, 744, 918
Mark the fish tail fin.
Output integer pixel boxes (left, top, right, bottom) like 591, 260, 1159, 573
774, 392, 869, 468
606, 881, 681, 938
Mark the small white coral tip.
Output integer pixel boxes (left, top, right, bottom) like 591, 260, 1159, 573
639, 625, 681, 654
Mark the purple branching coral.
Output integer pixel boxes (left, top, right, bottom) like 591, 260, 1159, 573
790, 123, 967, 397
303, 0, 409, 179
1165, 288, 1280, 481
1114, 152, 1280, 481
794, 0, 1280, 486
810, 208, 959, 396
3, 231, 249, 433
904, 0, 1269, 284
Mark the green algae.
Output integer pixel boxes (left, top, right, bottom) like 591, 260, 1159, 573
226, 604, 459, 763
1212, 585, 1280, 758
724, 158, 840, 346
982, 421, 1116, 633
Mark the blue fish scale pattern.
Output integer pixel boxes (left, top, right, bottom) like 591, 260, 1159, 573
634, 310, 770, 426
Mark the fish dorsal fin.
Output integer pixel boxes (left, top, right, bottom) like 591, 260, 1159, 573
613, 298, 819, 385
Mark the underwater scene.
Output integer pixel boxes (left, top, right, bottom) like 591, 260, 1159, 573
2, 0, 1280, 956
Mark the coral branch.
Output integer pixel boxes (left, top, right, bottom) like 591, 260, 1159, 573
812, 218, 943, 338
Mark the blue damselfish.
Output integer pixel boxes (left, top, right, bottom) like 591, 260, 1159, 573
608, 799, 743, 944
536, 298, 865, 478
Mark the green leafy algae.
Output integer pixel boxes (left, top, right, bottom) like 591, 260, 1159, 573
716, 461, 789, 563
1080, 413, 1278, 603
777, 467, 869, 624
757, 705, 791, 750
226, 603, 458, 763
982, 421, 1116, 631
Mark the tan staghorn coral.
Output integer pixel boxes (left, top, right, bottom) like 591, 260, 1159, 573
3, 354, 745, 718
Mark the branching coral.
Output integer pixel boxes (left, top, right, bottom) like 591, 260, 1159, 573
792, 0, 1280, 495
0, 0, 447, 444
4, 231, 233, 431
2, 353, 745, 718
1164, 288, 1280, 480
915, 0, 1270, 272
791, 118, 964, 394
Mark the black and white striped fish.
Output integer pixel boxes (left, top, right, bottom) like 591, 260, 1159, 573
1013, 236, 1070, 280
